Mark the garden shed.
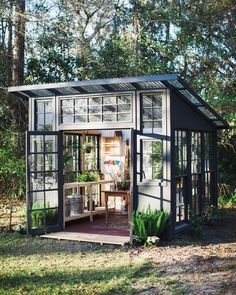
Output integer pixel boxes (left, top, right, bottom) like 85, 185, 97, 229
8, 74, 228, 243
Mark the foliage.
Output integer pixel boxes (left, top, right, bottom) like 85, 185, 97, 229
132, 207, 170, 246
218, 190, 236, 208
77, 171, 98, 182
82, 142, 94, 153
12, 224, 26, 235
117, 179, 130, 191
150, 141, 163, 180
31, 202, 57, 228
0, 131, 26, 230
203, 205, 224, 225
189, 215, 203, 238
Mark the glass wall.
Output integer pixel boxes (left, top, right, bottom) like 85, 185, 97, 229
35, 100, 53, 131
60, 94, 132, 124
175, 130, 187, 222
191, 131, 202, 215
204, 132, 214, 208
141, 93, 162, 134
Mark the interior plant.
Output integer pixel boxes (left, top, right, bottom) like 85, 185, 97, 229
132, 207, 170, 246
117, 179, 130, 191
31, 202, 56, 228
77, 171, 98, 182
82, 142, 94, 153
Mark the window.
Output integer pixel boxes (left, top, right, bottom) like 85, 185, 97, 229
191, 132, 201, 173
175, 130, 187, 176
176, 177, 185, 222
204, 132, 214, 208
204, 132, 213, 172
142, 140, 163, 181
142, 93, 162, 133
35, 100, 53, 131
192, 174, 200, 215
60, 94, 132, 124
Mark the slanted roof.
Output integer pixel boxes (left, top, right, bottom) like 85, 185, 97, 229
8, 74, 228, 129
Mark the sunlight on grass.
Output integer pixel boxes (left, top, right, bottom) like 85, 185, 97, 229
0, 234, 158, 294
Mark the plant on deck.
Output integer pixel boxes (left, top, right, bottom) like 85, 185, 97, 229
77, 171, 98, 182
132, 207, 170, 246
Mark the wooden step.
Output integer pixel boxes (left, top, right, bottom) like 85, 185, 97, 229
41, 231, 130, 246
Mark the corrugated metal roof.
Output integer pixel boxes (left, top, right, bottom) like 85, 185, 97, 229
8, 74, 229, 129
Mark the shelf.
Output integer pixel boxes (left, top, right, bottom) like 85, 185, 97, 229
65, 207, 115, 222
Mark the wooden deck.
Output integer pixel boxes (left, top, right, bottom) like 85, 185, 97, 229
41, 231, 130, 246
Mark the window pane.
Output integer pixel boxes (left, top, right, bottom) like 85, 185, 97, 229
75, 115, 87, 123
103, 96, 116, 105
118, 113, 130, 121
89, 106, 101, 114
36, 102, 44, 113
45, 172, 58, 190
153, 108, 162, 120
45, 135, 57, 153
31, 135, 44, 153
62, 116, 73, 124
152, 94, 162, 106
74, 107, 87, 115
61, 99, 73, 107
118, 104, 131, 112
45, 191, 58, 208
61, 108, 73, 116
45, 113, 53, 125
142, 93, 162, 134
142, 140, 163, 180
142, 96, 152, 107
89, 114, 101, 122
103, 114, 116, 121
45, 101, 52, 112
37, 114, 44, 125
143, 108, 152, 120
74, 98, 87, 107
45, 208, 58, 226
117, 95, 131, 104
89, 97, 102, 105
30, 173, 44, 191
103, 105, 116, 113
31, 191, 44, 208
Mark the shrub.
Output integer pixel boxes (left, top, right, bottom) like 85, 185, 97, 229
203, 205, 224, 225
12, 224, 26, 235
132, 207, 170, 246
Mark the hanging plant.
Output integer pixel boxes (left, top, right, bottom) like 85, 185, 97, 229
82, 142, 94, 153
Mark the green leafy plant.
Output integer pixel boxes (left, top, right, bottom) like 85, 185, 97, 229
218, 189, 236, 207
203, 205, 224, 225
77, 171, 98, 182
117, 179, 130, 190
31, 202, 56, 228
12, 224, 26, 235
82, 142, 94, 153
132, 207, 170, 246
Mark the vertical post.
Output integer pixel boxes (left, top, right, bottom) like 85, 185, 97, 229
89, 184, 93, 222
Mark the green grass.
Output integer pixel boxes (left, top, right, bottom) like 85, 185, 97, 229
0, 233, 162, 295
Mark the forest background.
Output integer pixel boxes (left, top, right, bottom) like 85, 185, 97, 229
0, 0, 235, 226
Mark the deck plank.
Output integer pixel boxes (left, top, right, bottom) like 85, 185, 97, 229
41, 231, 130, 246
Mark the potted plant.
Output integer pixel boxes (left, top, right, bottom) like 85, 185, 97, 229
82, 142, 94, 153
117, 179, 130, 191
77, 171, 98, 182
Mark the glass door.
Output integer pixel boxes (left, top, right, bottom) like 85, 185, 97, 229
27, 131, 63, 235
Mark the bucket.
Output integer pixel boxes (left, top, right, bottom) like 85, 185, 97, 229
66, 195, 84, 216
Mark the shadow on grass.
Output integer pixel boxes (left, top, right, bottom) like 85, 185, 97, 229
0, 233, 127, 257
0, 263, 152, 293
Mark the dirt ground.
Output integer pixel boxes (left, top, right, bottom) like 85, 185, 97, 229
129, 207, 236, 294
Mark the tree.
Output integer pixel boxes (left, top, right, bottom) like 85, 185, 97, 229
12, 0, 26, 85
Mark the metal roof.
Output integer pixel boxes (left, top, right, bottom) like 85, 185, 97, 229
8, 74, 229, 129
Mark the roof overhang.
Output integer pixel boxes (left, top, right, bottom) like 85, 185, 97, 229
8, 74, 229, 129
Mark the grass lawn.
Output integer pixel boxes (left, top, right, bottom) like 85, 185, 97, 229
0, 233, 164, 295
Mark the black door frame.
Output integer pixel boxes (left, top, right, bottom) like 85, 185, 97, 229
26, 131, 63, 235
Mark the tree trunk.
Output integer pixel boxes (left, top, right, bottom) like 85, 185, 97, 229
12, 0, 25, 86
